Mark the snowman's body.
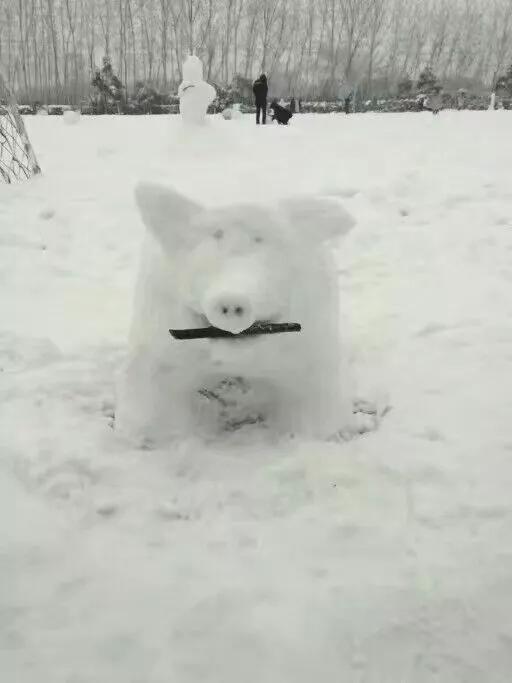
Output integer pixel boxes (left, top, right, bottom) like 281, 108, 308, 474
178, 56, 216, 125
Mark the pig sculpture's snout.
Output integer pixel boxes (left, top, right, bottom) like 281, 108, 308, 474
203, 291, 255, 334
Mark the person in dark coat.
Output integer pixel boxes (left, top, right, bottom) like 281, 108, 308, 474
269, 99, 293, 125
429, 87, 443, 115
290, 97, 296, 114
344, 95, 351, 115
253, 74, 268, 124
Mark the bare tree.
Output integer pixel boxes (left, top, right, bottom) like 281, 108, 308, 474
64, 0, 80, 99
260, 0, 282, 73
243, 0, 259, 78
84, 0, 97, 74
325, 0, 341, 96
98, 0, 112, 56
231, 0, 245, 77
46, 0, 61, 95
181, 0, 204, 55
365, 0, 387, 96
268, 0, 288, 76
340, 0, 372, 81
168, 0, 185, 80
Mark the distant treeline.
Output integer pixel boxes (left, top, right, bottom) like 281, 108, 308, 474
1, 0, 512, 105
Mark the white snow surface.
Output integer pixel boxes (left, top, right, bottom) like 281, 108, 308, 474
1, 112, 512, 682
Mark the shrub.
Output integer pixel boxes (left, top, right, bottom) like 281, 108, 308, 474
397, 76, 413, 98
416, 66, 439, 94
496, 64, 512, 97
91, 56, 125, 113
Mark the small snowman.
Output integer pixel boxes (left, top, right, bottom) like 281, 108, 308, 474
178, 55, 216, 126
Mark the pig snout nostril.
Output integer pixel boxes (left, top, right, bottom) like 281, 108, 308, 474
219, 304, 245, 317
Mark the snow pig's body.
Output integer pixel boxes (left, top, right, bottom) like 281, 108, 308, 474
115, 183, 356, 443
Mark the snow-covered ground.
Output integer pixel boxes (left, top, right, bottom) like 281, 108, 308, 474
1, 112, 512, 682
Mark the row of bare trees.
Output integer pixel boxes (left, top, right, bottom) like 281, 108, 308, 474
1, 0, 511, 103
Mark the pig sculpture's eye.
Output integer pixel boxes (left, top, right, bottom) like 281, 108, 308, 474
253, 235, 264, 244
213, 229, 224, 240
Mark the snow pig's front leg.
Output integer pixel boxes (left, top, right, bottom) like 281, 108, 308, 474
115, 344, 200, 446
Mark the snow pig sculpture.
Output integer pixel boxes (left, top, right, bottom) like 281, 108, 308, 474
115, 183, 356, 444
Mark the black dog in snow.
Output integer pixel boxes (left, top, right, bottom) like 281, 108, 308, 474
269, 100, 293, 125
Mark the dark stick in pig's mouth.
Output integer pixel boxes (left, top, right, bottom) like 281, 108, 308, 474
169, 322, 301, 340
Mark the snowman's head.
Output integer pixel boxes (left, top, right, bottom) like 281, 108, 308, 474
183, 56, 203, 83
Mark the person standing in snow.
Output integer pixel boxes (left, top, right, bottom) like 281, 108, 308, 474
253, 74, 268, 125
428, 87, 443, 115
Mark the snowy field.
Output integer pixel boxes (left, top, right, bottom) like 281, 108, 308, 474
1, 111, 512, 682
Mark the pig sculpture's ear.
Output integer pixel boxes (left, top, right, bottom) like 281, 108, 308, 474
135, 182, 202, 253
280, 196, 355, 243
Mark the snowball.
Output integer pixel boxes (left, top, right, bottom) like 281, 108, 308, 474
221, 108, 241, 121
63, 110, 81, 125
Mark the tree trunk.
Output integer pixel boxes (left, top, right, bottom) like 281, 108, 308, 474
46, 0, 61, 95
17, 0, 29, 94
